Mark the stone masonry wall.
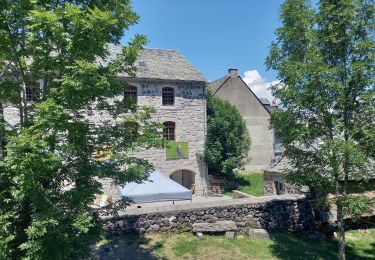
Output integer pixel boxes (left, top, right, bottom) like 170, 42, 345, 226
3, 79, 209, 195
103, 195, 318, 236
127, 79, 208, 194
264, 171, 305, 196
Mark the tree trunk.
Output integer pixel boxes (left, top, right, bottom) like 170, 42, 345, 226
21, 82, 28, 126
0, 101, 5, 160
337, 204, 346, 260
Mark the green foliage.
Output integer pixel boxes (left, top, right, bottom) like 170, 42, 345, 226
266, 0, 375, 258
0, 0, 163, 259
203, 92, 251, 178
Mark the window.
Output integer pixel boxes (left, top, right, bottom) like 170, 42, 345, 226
275, 181, 285, 195
124, 85, 137, 103
163, 121, 175, 141
162, 87, 174, 106
26, 82, 40, 102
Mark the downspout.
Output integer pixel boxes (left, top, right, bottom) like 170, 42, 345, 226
203, 82, 208, 191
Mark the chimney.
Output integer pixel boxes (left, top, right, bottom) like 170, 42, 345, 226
228, 68, 238, 77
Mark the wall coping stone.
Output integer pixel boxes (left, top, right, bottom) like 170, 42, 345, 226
104, 194, 305, 220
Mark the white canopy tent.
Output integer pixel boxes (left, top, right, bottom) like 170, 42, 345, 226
117, 169, 192, 203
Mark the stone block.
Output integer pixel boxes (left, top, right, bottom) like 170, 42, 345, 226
225, 231, 235, 239
192, 221, 237, 232
248, 229, 270, 239
196, 232, 204, 239
148, 224, 160, 232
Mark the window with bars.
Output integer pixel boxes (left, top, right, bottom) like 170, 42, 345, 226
124, 85, 137, 103
162, 87, 174, 106
26, 82, 40, 102
163, 121, 175, 141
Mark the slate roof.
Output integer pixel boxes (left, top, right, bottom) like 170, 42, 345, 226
259, 98, 270, 105
266, 155, 375, 180
266, 156, 292, 173
207, 76, 228, 94
102, 45, 207, 83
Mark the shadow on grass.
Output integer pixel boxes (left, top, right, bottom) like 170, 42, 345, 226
92, 233, 165, 260
221, 175, 250, 195
364, 242, 375, 258
269, 232, 375, 260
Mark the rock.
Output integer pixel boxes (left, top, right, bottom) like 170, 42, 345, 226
113, 244, 119, 250
248, 229, 270, 239
148, 224, 160, 232
192, 221, 237, 233
196, 232, 204, 239
197, 211, 205, 216
225, 231, 235, 239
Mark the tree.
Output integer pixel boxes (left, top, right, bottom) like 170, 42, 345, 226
266, 0, 375, 259
203, 92, 251, 178
0, 0, 163, 258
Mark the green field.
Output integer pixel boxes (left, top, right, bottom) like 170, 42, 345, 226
166, 142, 189, 160
222, 172, 265, 197
93, 229, 375, 259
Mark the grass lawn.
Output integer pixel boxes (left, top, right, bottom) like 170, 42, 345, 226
222, 172, 265, 197
93, 229, 375, 259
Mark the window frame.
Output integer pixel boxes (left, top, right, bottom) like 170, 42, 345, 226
26, 82, 40, 102
163, 121, 176, 141
124, 85, 138, 104
162, 87, 175, 106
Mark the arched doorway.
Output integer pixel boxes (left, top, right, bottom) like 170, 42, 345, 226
170, 170, 196, 190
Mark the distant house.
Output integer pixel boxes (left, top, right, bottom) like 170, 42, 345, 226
3, 46, 209, 195
208, 68, 277, 171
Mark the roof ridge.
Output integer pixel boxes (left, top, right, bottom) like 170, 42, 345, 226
209, 75, 228, 84
105, 44, 207, 82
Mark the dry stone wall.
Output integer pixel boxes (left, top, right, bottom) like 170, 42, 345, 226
103, 195, 318, 236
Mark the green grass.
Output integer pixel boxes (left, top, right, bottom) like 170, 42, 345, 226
166, 142, 188, 160
93, 229, 375, 259
223, 172, 265, 197
236, 172, 265, 196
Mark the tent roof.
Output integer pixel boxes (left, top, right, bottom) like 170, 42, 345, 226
117, 169, 192, 203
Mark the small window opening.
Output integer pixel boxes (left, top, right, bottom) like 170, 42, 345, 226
162, 87, 174, 106
163, 121, 175, 141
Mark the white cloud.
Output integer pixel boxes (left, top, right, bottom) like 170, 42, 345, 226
242, 70, 279, 105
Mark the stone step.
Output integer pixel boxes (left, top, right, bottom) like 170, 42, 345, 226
192, 221, 237, 232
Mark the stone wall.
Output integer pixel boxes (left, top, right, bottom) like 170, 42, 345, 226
103, 195, 318, 236
127, 79, 208, 194
3, 79, 209, 195
264, 171, 307, 196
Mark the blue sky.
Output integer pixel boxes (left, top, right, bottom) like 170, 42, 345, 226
122, 0, 284, 89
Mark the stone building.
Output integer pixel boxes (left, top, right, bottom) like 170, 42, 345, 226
112, 47, 209, 194
208, 69, 276, 171
3, 46, 209, 195
263, 157, 308, 196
